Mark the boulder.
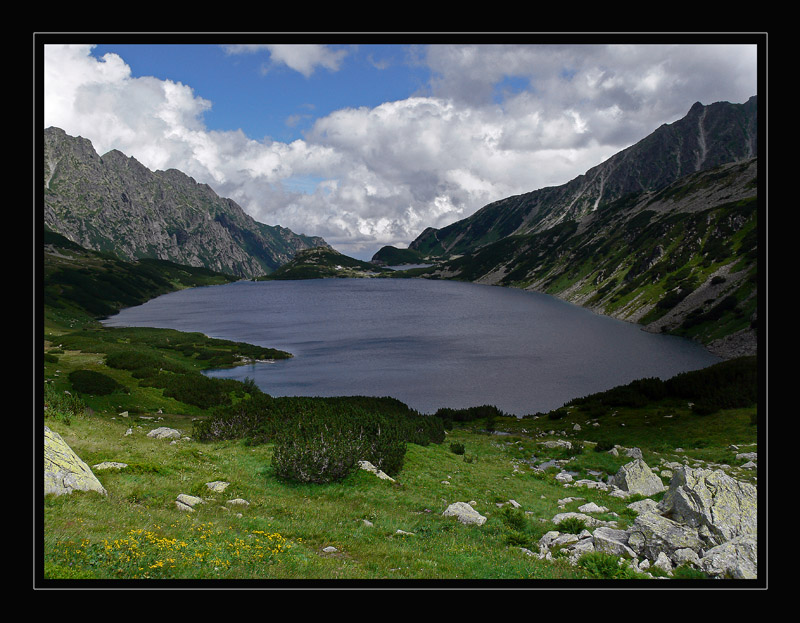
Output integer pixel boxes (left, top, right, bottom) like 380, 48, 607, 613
147, 427, 181, 440
657, 466, 757, 546
176, 493, 203, 511
626, 512, 703, 561
44, 426, 106, 496
442, 502, 487, 526
592, 526, 636, 558
206, 481, 230, 493
609, 459, 665, 497
699, 536, 758, 579
552, 512, 616, 529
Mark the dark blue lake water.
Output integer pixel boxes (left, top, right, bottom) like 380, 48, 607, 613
102, 278, 721, 416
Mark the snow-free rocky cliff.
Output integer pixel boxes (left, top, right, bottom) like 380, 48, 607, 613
43, 127, 329, 279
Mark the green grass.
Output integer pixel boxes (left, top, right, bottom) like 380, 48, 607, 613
42, 412, 599, 581
41, 371, 757, 583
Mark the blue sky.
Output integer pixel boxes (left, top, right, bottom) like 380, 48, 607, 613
43, 37, 760, 259
89, 43, 431, 144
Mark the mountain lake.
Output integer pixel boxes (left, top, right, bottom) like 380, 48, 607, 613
102, 277, 722, 416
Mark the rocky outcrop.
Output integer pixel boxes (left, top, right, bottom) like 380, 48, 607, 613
537, 463, 758, 579
44, 426, 106, 496
657, 466, 757, 546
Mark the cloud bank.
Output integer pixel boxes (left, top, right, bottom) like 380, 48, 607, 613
43, 42, 758, 258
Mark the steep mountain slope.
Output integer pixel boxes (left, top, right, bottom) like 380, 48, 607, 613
434, 158, 758, 356
43, 127, 328, 278
407, 98, 759, 358
410, 97, 757, 258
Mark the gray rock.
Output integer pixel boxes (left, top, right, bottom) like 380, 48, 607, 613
672, 548, 702, 568
44, 426, 107, 497
357, 460, 396, 482
592, 526, 636, 558
227, 498, 250, 506
609, 459, 665, 497
93, 461, 128, 470
147, 427, 182, 440
658, 466, 757, 546
627, 498, 660, 515
578, 502, 609, 514
176, 493, 203, 511
700, 536, 758, 579
206, 481, 230, 493
442, 502, 487, 526
627, 512, 703, 561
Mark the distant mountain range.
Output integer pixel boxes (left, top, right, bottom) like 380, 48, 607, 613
379, 97, 760, 358
43, 127, 328, 278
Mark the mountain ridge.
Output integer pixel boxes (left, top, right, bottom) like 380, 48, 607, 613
43, 127, 329, 279
409, 97, 757, 258
399, 98, 759, 358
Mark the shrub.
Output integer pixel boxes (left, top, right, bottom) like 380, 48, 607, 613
140, 372, 244, 409
556, 516, 587, 534
577, 552, 642, 579
44, 383, 86, 424
68, 369, 128, 396
449, 442, 466, 455
272, 419, 361, 484
270, 404, 409, 484
499, 506, 528, 532
594, 440, 615, 453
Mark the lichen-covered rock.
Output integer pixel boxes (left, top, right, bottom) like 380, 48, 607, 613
206, 481, 230, 493
147, 427, 182, 440
442, 502, 486, 526
44, 426, 106, 496
657, 466, 757, 546
176, 493, 203, 511
592, 526, 637, 558
627, 512, 703, 561
699, 536, 758, 579
609, 459, 665, 497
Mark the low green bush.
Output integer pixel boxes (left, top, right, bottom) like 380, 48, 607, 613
556, 516, 587, 534
68, 369, 128, 396
577, 552, 643, 579
271, 407, 407, 483
44, 382, 86, 424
